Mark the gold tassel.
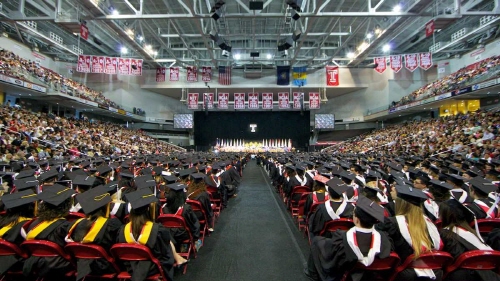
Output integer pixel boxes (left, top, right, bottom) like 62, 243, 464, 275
150, 202, 156, 221
34, 201, 38, 217
105, 202, 110, 218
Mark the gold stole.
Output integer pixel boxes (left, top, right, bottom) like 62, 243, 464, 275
123, 221, 153, 245
0, 217, 31, 237
26, 219, 61, 240
67, 217, 108, 243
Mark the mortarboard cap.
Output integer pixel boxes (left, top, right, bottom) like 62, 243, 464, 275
469, 177, 497, 194
430, 179, 453, 190
37, 184, 75, 206
166, 183, 187, 192
444, 198, 476, 223
120, 172, 134, 179
76, 185, 113, 214
355, 195, 385, 222
96, 165, 112, 176
126, 188, 158, 210
14, 176, 39, 191
38, 169, 59, 182
2, 190, 38, 209
191, 173, 206, 182
313, 174, 329, 184
73, 175, 96, 187
326, 178, 348, 196
152, 166, 164, 175
395, 185, 428, 206
135, 175, 157, 190
162, 175, 179, 184
178, 169, 192, 178
16, 169, 36, 179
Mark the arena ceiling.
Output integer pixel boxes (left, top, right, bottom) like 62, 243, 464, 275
0, 0, 499, 70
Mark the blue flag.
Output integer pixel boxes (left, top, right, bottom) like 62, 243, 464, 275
292, 66, 307, 86
277, 66, 290, 85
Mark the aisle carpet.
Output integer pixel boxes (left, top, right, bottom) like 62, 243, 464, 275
175, 160, 311, 281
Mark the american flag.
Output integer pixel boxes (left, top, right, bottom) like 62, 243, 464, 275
218, 66, 231, 85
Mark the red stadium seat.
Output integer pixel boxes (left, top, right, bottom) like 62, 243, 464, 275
388, 250, 453, 281
186, 199, 210, 243
296, 199, 307, 234
445, 250, 500, 279
65, 242, 120, 279
341, 252, 401, 281
319, 218, 355, 236
65, 212, 86, 222
290, 186, 310, 217
110, 243, 168, 281
0, 240, 28, 279
20, 240, 76, 278
471, 219, 500, 237
157, 214, 196, 273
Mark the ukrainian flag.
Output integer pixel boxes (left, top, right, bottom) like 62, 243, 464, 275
292, 66, 307, 86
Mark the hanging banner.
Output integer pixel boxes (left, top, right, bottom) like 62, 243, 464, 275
234, 93, 245, 109
104, 57, 117, 74
309, 92, 320, 109
278, 92, 290, 109
202, 66, 212, 82
390, 55, 402, 73
405, 54, 419, 72
419, 52, 433, 70
187, 66, 198, 82
77, 55, 91, 73
248, 92, 259, 109
262, 93, 273, 109
425, 20, 435, 37
91, 56, 104, 73
118, 58, 130, 75
169, 67, 179, 81
326, 66, 339, 86
156, 67, 166, 82
187, 93, 199, 109
203, 93, 214, 109
80, 24, 89, 40
129, 59, 143, 76
374, 57, 387, 74
293, 92, 303, 109
218, 92, 229, 109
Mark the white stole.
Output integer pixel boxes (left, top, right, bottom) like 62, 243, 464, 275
450, 189, 468, 204
325, 200, 348, 220
69, 203, 82, 213
449, 226, 492, 250
346, 227, 381, 266
295, 174, 307, 186
423, 199, 440, 220
110, 203, 121, 216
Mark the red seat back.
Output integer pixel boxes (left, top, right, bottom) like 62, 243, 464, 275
342, 252, 400, 281
66, 212, 86, 222
0, 240, 28, 259
446, 250, 500, 274
110, 243, 167, 281
390, 251, 453, 281
320, 218, 355, 236
292, 186, 310, 194
472, 219, 500, 236
157, 214, 189, 229
186, 200, 208, 222
65, 242, 120, 273
21, 240, 72, 261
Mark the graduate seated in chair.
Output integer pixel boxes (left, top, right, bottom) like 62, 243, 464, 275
187, 173, 214, 232
305, 196, 392, 281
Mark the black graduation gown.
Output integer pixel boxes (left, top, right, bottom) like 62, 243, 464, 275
308, 201, 354, 238
307, 229, 392, 281
486, 228, 500, 251
287, 175, 311, 199
161, 204, 200, 245
70, 217, 122, 280
440, 229, 500, 281
22, 218, 72, 277
228, 166, 241, 187
0, 219, 31, 275
466, 198, 498, 219
304, 192, 327, 218
117, 223, 175, 281
190, 191, 214, 227
110, 202, 129, 222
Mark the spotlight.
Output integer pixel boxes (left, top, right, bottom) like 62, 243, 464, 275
393, 4, 401, 12
121, 47, 128, 54
209, 30, 219, 41
292, 29, 301, 41
279, 50, 288, 57
286, 0, 302, 11
234, 53, 241, 60
266, 54, 272, 59
222, 50, 230, 57
137, 35, 144, 42
291, 10, 300, 20
382, 44, 391, 52
212, 9, 221, 20
366, 32, 373, 39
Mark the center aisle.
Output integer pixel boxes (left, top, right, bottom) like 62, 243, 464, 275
175, 160, 311, 281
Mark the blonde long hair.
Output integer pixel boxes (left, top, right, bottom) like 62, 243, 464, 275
395, 198, 432, 259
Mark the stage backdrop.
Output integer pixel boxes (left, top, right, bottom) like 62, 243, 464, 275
194, 111, 310, 149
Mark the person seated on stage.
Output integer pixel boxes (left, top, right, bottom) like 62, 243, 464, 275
304, 175, 330, 218
304, 195, 392, 281
23, 184, 74, 278
161, 183, 202, 251
187, 173, 214, 232
0, 190, 37, 276
377, 185, 444, 281
308, 178, 354, 239
117, 188, 177, 281
439, 198, 500, 281
465, 176, 499, 219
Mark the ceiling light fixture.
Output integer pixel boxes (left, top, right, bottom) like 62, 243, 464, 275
266, 54, 272, 59
234, 53, 241, 60
382, 44, 391, 52
347, 52, 355, 58
393, 4, 401, 12
121, 47, 128, 54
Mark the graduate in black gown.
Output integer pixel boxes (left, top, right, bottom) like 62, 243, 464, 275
304, 175, 330, 218
65, 184, 122, 281
439, 199, 500, 281
305, 195, 392, 281
287, 165, 311, 202
187, 173, 214, 231
23, 184, 74, 278
465, 176, 499, 219
0, 190, 37, 276
117, 188, 176, 281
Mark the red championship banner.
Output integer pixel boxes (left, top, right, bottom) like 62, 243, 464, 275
77, 55, 91, 73
169, 67, 179, 81
234, 93, 245, 109
104, 57, 117, 75
390, 55, 402, 73
262, 93, 273, 109
156, 67, 166, 82
419, 52, 433, 70
218, 93, 229, 109
80, 24, 89, 40
202, 66, 212, 82
203, 93, 214, 109
130, 59, 143, 76
405, 54, 418, 72
293, 92, 303, 109
326, 66, 339, 86
425, 20, 435, 37
278, 92, 290, 109
374, 57, 387, 74
186, 66, 198, 82
248, 92, 259, 109
309, 92, 320, 109
118, 58, 130, 75
91, 56, 104, 73
187, 93, 199, 109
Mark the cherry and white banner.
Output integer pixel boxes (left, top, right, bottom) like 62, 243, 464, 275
129, 59, 143, 76
104, 57, 117, 75
218, 93, 229, 109
234, 93, 245, 109
425, 20, 435, 37
77, 55, 91, 73
326, 66, 339, 86
156, 68, 166, 82
202, 66, 212, 82
262, 93, 273, 109
278, 92, 290, 109
80, 24, 89, 41
203, 93, 214, 109
293, 92, 303, 109
374, 57, 387, 74
187, 93, 199, 109
419, 52, 433, 70
169, 67, 179, 81
309, 92, 320, 109
118, 58, 130, 75
187, 66, 198, 82
405, 54, 419, 72
248, 92, 259, 109
390, 55, 402, 73
91, 56, 105, 73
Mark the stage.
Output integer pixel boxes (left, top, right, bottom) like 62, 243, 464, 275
215, 139, 293, 153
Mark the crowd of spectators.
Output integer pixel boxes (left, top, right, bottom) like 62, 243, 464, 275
0, 104, 184, 162
323, 108, 500, 161
0, 48, 122, 109
389, 55, 500, 109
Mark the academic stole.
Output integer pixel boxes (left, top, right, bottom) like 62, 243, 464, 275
0, 217, 31, 237
65, 217, 108, 243
124, 221, 153, 245
26, 219, 62, 240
